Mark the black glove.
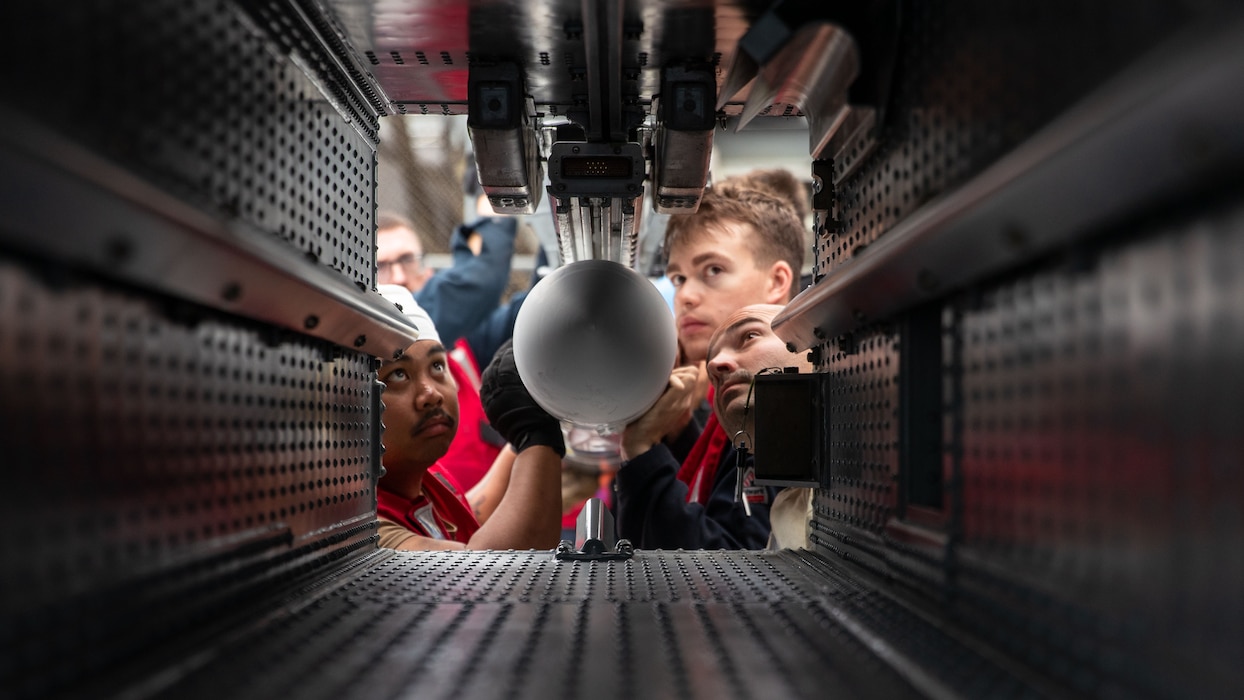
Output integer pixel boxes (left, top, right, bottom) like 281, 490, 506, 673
480, 340, 565, 457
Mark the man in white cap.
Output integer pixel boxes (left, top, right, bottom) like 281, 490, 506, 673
374, 286, 563, 550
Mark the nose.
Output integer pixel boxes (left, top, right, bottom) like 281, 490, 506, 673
674, 279, 701, 310
707, 349, 738, 381
413, 376, 444, 410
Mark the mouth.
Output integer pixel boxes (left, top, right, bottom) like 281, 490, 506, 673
679, 317, 708, 334
412, 415, 455, 437
715, 373, 752, 399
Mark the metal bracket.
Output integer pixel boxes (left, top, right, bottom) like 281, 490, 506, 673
554, 497, 634, 561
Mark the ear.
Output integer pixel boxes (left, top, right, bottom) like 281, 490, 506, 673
764, 260, 794, 303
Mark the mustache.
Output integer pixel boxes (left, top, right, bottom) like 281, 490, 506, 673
715, 370, 752, 393
410, 408, 456, 436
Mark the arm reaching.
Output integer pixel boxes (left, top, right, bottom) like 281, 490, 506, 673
621, 365, 702, 460
467, 446, 517, 523
382, 445, 560, 551
465, 445, 562, 550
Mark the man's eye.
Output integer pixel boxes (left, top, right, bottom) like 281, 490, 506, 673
383, 368, 408, 383
669, 274, 686, 287
432, 360, 447, 372
705, 265, 724, 277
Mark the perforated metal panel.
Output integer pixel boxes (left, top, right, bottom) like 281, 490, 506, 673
0, 0, 378, 289
818, 332, 901, 535
0, 258, 379, 698
61, 549, 1051, 700
946, 196, 1244, 698
820, 0, 1199, 277
803, 3, 1244, 697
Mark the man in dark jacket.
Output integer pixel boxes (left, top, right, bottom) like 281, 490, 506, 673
615, 304, 812, 549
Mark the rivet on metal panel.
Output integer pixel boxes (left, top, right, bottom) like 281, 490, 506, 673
104, 236, 133, 264
353, 335, 366, 347
1003, 224, 1030, 252
304, 315, 319, 329
222, 283, 241, 302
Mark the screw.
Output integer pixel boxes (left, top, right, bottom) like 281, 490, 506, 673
104, 235, 132, 264
353, 335, 366, 347
1003, 224, 1029, 251
304, 315, 319, 329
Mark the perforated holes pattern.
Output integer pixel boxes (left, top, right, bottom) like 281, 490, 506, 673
0, 260, 376, 615
953, 200, 1244, 689
148, 551, 927, 700
0, 0, 376, 288
824, 0, 1197, 274
821, 332, 901, 534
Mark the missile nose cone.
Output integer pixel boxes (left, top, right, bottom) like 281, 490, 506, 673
512, 260, 677, 429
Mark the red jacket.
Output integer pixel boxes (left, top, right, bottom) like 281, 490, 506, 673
429, 340, 503, 492
376, 470, 479, 544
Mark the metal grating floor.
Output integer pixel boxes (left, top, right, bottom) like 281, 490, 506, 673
103, 549, 1039, 700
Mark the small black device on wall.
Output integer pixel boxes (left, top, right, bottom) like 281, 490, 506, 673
751, 370, 826, 487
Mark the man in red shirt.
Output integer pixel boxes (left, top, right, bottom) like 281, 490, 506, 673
374, 289, 563, 550
377, 208, 524, 495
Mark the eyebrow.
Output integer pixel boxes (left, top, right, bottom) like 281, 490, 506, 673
418, 342, 447, 358
388, 342, 447, 365
707, 316, 767, 358
667, 250, 729, 273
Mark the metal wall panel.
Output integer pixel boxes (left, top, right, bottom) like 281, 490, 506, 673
0, 1, 391, 696
0, 0, 380, 289
803, 2, 1244, 697
948, 197, 1244, 697
0, 258, 380, 698
820, 0, 1198, 277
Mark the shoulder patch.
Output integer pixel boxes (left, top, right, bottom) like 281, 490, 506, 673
741, 466, 769, 504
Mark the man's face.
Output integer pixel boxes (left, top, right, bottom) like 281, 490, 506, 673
665, 221, 789, 364
378, 340, 460, 474
377, 226, 432, 293
706, 304, 811, 439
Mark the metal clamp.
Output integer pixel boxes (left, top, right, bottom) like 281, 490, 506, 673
554, 497, 634, 561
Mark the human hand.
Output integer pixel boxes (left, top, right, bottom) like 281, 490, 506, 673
480, 340, 566, 456
621, 365, 702, 460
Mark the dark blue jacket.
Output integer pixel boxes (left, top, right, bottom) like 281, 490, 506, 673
614, 443, 777, 550
415, 216, 517, 349
463, 289, 526, 370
